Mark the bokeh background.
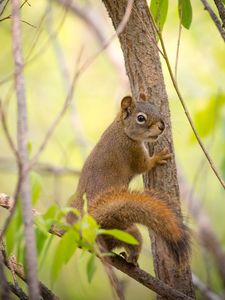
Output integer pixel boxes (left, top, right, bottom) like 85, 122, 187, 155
0, 0, 225, 299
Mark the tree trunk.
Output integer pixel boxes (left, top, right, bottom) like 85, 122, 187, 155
102, 0, 195, 298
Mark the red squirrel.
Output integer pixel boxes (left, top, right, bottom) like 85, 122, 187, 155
69, 96, 190, 265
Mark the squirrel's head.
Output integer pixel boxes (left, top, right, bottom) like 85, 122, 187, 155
120, 96, 165, 142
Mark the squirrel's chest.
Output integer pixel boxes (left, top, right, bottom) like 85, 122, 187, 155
127, 143, 148, 173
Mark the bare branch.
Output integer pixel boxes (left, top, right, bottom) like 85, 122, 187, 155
7, 282, 28, 300
46, 2, 89, 154
213, 0, 225, 28
53, 0, 127, 78
11, 0, 39, 298
0, 242, 60, 300
0, 193, 40, 217
200, 0, 225, 42
110, 255, 193, 300
0, 5, 67, 86
0, 0, 35, 27
0, 193, 193, 300
0, 255, 10, 300
192, 273, 223, 300
55, 0, 135, 80
0, 0, 10, 17
28, 60, 79, 169
175, 8, 182, 80
28, 0, 134, 169
178, 169, 225, 289
99, 252, 125, 300
0, 156, 80, 176
0, 100, 19, 162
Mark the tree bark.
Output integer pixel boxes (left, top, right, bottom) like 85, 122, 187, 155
101, 0, 195, 298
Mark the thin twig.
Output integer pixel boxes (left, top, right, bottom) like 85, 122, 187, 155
96, 237, 125, 300
24, 4, 49, 60
46, 2, 89, 155
0, 193, 193, 300
28, 0, 134, 169
0, 100, 19, 162
200, 0, 225, 41
28, 55, 80, 169
68, 0, 135, 78
7, 282, 28, 300
132, 7, 225, 189
175, 7, 182, 80
46, 3, 130, 298
0, 239, 19, 288
0, 0, 10, 16
213, 0, 225, 28
0, 157, 80, 176
149, 12, 225, 189
0, 4, 68, 86
11, 1, 39, 298
0, 6, 71, 241
0, 0, 35, 27
0, 254, 10, 300
0, 242, 60, 300
192, 273, 223, 300
0, 200, 18, 241
53, 0, 126, 74
178, 168, 225, 288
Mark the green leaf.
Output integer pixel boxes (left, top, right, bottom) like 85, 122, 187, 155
178, 0, 192, 29
51, 230, 78, 284
150, 0, 168, 31
99, 229, 139, 245
35, 216, 51, 235
62, 230, 79, 264
43, 204, 58, 220
86, 254, 96, 283
39, 235, 55, 270
20, 243, 26, 268
30, 171, 42, 205
81, 214, 99, 245
36, 228, 48, 257
5, 203, 23, 254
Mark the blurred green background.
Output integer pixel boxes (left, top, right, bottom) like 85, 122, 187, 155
0, 0, 225, 299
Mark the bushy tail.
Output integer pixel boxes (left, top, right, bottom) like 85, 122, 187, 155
89, 188, 190, 264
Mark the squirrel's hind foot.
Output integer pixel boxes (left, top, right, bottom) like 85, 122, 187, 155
119, 251, 139, 267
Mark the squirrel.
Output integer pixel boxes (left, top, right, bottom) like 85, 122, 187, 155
69, 95, 190, 265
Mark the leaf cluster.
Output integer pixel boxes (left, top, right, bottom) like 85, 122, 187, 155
150, 0, 192, 31
5, 189, 138, 286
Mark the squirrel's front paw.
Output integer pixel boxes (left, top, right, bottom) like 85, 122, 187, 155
153, 147, 172, 165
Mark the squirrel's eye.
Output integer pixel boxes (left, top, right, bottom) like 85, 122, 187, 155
136, 113, 147, 124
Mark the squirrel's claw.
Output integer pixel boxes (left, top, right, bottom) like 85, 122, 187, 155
153, 147, 172, 165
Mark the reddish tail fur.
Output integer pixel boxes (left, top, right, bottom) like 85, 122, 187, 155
89, 188, 190, 264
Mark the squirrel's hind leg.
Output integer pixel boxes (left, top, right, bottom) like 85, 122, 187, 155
121, 225, 142, 266
99, 225, 142, 266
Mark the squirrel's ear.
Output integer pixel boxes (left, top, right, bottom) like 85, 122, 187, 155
121, 96, 135, 117
139, 93, 146, 101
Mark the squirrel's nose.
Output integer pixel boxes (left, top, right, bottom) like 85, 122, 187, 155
158, 120, 165, 132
